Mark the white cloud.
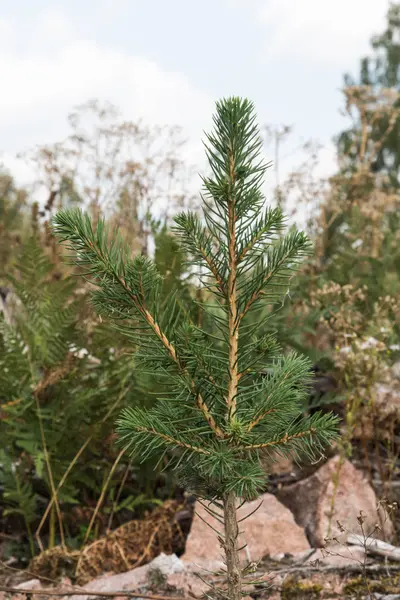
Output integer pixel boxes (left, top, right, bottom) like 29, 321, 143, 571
0, 9, 213, 185
0, 1, 357, 209
258, 0, 388, 67
0, 41, 211, 126
0, 16, 15, 39
0, 152, 37, 186
35, 7, 75, 43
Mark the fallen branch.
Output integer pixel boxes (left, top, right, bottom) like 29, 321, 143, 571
209, 560, 400, 587
268, 562, 400, 577
0, 586, 189, 600
348, 534, 400, 562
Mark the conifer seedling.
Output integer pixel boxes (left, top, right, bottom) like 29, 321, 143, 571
53, 97, 339, 600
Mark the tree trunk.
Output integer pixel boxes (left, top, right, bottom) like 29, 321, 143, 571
223, 491, 242, 600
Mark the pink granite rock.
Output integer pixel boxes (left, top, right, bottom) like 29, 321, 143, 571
276, 455, 393, 547
182, 493, 310, 564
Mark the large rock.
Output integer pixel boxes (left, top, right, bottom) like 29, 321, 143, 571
67, 563, 150, 600
5, 579, 43, 600
65, 554, 223, 600
182, 493, 310, 564
276, 456, 393, 547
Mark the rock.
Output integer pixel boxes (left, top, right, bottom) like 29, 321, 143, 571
182, 493, 310, 564
184, 558, 226, 573
67, 561, 150, 600
167, 571, 211, 598
5, 580, 43, 600
276, 456, 393, 547
65, 554, 223, 600
168, 560, 256, 598
66, 553, 195, 600
148, 552, 185, 576
15, 580, 42, 590
392, 361, 400, 380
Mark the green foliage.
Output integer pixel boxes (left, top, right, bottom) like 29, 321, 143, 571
0, 236, 175, 555
0, 170, 27, 279
337, 2, 400, 188
53, 97, 339, 504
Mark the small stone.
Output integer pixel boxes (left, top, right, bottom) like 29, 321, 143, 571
15, 580, 42, 591
148, 553, 185, 576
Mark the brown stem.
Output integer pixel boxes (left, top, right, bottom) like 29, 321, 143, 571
0, 587, 188, 600
227, 154, 239, 422
134, 425, 211, 454
223, 491, 242, 600
35, 384, 131, 544
81, 448, 126, 547
33, 389, 65, 551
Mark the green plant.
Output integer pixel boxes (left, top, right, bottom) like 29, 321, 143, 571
53, 97, 339, 600
0, 169, 27, 279
338, 2, 400, 189
0, 236, 168, 558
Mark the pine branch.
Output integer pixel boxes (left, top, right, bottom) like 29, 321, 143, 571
130, 425, 211, 456
241, 427, 317, 450
238, 231, 311, 320
173, 212, 227, 294
237, 206, 284, 265
53, 210, 225, 439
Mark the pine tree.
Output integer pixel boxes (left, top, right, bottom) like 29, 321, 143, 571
53, 97, 339, 600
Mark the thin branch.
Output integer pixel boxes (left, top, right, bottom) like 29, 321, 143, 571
241, 427, 317, 450
237, 500, 263, 523
265, 561, 400, 578
194, 507, 224, 537
0, 586, 189, 600
197, 244, 227, 295
134, 425, 211, 455
246, 408, 277, 433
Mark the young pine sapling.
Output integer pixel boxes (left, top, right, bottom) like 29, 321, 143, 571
53, 97, 339, 600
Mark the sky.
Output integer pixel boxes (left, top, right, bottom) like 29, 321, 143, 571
0, 0, 390, 203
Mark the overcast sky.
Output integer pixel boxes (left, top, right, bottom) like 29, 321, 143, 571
0, 0, 390, 195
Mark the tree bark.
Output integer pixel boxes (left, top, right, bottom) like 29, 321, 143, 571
223, 491, 242, 600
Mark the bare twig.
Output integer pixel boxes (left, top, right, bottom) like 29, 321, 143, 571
0, 586, 189, 600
